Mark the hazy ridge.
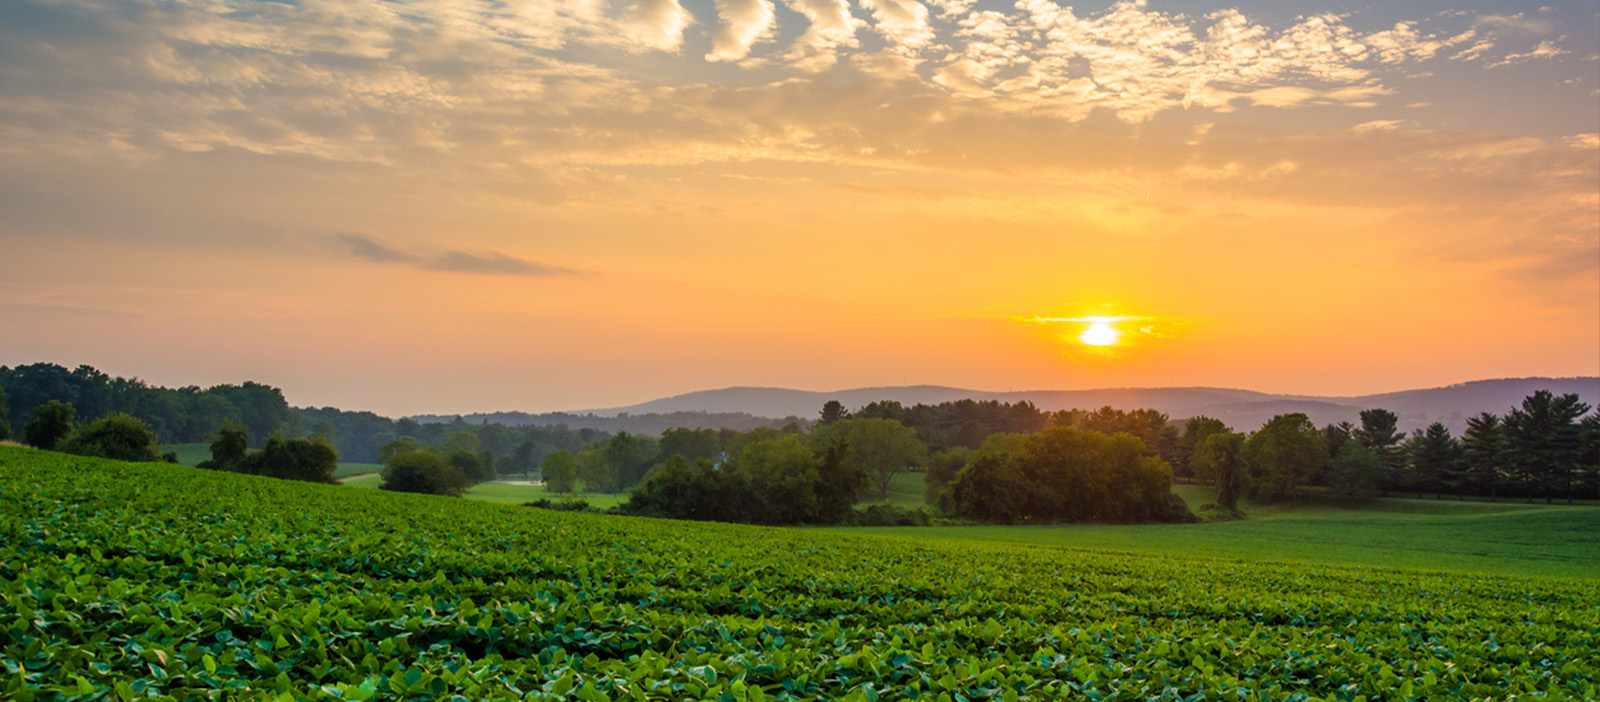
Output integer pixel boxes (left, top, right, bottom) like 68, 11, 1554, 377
422, 377, 1600, 436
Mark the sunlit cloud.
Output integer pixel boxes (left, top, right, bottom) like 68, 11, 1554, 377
706, 0, 777, 62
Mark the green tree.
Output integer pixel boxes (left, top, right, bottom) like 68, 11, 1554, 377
1505, 390, 1590, 503
602, 431, 650, 491
508, 440, 539, 478
737, 434, 822, 524
818, 400, 850, 426
810, 417, 928, 500
0, 384, 10, 441
1243, 414, 1326, 504
1322, 421, 1355, 485
658, 427, 724, 464
377, 437, 420, 465
1406, 422, 1464, 499
1195, 431, 1246, 510
1461, 412, 1507, 501
200, 419, 249, 471
923, 446, 972, 510
542, 451, 578, 493
1579, 413, 1599, 501
1356, 409, 1406, 494
381, 449, 467, 496
23, 400, 76, 451
949, 452, 1030, 524
442, 430, 481, 455
814, 441, 869, 523
240, 435, 339, 483
448, 450, 489, 484
62, 412, 161, 462
1327, 442, 1386, 497
1177, 416, 1228, 479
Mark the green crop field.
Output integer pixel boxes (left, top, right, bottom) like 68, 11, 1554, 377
3, 445, 1597, 701
826, 484, 1600, 580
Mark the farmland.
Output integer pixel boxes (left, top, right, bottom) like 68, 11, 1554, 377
3, 445, 1598, 701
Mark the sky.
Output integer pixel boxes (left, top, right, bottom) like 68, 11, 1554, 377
1, 0, 1596, 416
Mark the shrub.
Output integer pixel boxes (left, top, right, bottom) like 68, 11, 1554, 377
381, 449, 468, 497
62, 412, 160, 462
23, 400, 75, 451
238, 434, 339, 484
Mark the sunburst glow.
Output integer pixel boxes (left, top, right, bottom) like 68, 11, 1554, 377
1079, 321, 1121, 347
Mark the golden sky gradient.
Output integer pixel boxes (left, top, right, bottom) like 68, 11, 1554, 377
1, 0, 1596, 415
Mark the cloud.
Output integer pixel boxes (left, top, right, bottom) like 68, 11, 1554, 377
1474, 13, 1555, 36
330, 233, 581, 278
336, 233, 415, 263
859, 0, 934, 53
706, 0, 776, 62
1488, 40, 1568, 68
428, 250, 581, 277
624, 0, 695, 52
781, 0, 862, 71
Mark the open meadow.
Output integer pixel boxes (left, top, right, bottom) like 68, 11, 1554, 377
828, 483, 1600, 580
4, 445, 1597, 700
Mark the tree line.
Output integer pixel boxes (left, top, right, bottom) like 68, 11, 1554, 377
0, 363, 599, 476
2, 363, 295, 446
1180, 390, 1598, 508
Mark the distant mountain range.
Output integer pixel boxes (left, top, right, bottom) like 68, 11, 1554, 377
563, 377, 1600, 435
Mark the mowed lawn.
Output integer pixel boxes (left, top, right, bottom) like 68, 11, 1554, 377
824, 484, 1600, 580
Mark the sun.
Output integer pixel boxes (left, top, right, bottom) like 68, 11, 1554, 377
1079, 320, 1121, 346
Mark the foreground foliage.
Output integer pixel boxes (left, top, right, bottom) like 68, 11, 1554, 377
2, 446, 1597, 701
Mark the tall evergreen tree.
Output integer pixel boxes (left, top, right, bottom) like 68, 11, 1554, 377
1505, 391, 1590, 504
1407, 422, 1464, 499
818, 400, 850, 426
1461, 412, 1507, 501
1579, 414, 1600, 501
1356, 409, 1406, 494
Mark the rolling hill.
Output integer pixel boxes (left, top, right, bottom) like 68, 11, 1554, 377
561, 377, 1600, 434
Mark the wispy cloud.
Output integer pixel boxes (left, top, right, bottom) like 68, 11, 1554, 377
330, 233, 582, 278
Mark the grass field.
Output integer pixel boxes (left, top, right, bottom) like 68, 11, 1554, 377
825, 483, 1600, 580
3, 444, 1595, 700
168, 442, 382, 479
855, 470, 927, 506
162, 442, 213, 466
464, 482, 627, 508
341, 472, 627, 508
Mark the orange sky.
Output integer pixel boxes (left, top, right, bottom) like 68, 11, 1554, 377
1, 0, 1596, 415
